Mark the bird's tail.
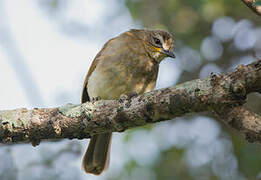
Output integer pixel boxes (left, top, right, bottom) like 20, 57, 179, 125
82, 133, 112, 175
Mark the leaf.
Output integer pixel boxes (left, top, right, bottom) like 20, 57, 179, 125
253, 1, 261, 6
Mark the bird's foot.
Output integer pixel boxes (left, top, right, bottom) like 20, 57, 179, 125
92, 96, 102, 101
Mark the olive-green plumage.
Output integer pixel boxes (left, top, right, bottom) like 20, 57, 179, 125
81, 29, 175, 175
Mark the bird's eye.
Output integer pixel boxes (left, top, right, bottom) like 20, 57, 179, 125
153, 37, 161, 46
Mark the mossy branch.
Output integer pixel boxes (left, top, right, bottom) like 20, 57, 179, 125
0, 60, 260, 146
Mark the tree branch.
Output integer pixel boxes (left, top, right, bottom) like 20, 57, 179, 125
0, 60, 260, 146
216, 106, 261, 143
241, 0, 261, 16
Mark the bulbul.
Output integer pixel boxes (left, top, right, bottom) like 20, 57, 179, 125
81, 29, 175, 175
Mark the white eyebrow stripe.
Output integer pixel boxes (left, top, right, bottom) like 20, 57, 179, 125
162, 43, 168, 50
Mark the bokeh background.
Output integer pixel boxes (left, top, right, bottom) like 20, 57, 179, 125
0, 0, 261, 180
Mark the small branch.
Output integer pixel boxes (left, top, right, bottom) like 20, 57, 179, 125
215, 106, 261, 143
0, 60, 260, 145
241, 0, 261, 16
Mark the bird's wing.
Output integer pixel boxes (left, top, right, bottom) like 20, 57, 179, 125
81, 38, 115, 103
81, 30, 144, 103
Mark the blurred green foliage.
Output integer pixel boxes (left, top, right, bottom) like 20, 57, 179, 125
126, 0, 260, 49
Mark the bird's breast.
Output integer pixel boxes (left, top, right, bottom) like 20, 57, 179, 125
87, 57, 158, 100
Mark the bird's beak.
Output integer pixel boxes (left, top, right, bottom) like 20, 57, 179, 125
161, 49, 175, 58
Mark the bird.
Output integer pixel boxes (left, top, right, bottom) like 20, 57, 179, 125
81, 29, 175, 175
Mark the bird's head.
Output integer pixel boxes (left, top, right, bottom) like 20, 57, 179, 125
130, 29, 175, 62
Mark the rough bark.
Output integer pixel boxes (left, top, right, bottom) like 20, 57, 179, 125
216, 106, 261, 143
0, 60, 260, 146
241, 0, 261, 16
